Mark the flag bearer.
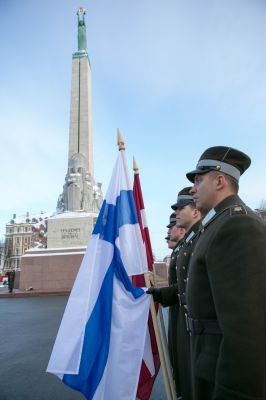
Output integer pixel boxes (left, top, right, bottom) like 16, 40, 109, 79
185, 146, 266, 400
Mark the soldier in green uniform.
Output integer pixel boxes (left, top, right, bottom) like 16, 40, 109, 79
166, 214, 185, 394
148, 188, 202, 399
185, 146, 266, 400
8, 269, 16, 293
165, 213, 185, 395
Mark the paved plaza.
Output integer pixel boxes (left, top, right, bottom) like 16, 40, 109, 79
0, 296, 168, 400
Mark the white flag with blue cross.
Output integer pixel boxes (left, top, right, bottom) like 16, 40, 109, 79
47, 149, 152, 400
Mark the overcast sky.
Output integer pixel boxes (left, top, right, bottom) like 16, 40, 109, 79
1, 0, 266, 259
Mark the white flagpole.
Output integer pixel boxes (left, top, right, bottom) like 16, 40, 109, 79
131, 150, 174, 399
152, 265, 177, 399
144, 273, 173, 400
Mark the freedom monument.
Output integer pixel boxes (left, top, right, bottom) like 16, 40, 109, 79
19, 8, 103, 290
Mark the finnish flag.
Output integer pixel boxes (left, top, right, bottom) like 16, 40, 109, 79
47, 150, 153, 400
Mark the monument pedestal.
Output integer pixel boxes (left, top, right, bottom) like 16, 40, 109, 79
47, 211, 98, 248
19, 246, 86, 290
19, 212, 97, 291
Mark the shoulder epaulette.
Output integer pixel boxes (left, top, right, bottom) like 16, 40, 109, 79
230, 204, 248, 217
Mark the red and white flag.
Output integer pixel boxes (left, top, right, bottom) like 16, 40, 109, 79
133, 171, 160, 400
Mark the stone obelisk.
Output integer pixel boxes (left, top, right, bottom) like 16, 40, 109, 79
47, 7, 103, 248
69, 7, 93, 176
56, 7, 103, 215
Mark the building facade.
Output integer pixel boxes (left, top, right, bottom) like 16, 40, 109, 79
4, 212, 52, 272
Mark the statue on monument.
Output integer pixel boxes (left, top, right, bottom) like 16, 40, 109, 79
77, 7, 87, 52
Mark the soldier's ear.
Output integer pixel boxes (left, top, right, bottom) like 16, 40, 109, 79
216, 174, 226, 190
193, 208, 201, 218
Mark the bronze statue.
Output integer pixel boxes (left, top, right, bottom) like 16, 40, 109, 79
77, 8, 87, 52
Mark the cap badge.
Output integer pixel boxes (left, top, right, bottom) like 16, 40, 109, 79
234, 206, 242, 212
216, 165, 221, 170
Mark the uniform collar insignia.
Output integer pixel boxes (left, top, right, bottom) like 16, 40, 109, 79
173, 243, 182, 252
202, 208, 216, 226
185, 231, 195, 244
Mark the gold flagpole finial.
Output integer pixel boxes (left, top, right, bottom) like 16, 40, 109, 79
117, 128, 125, 151
133, 156, 139, 175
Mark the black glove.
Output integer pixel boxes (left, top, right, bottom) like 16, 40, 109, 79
146, 287, 163, 304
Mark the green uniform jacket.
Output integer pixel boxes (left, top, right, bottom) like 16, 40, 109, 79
186, 194, 266, 400
167, 241, 182, 394
161, 220, 202, 400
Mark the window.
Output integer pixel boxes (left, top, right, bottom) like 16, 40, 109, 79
26, 218, 31, 223
9, 238, 12, 244
17, 227, 20, 233
24, 248, 27, 254
10, 228, 13, 233
16, 237, 20, 244
25, 227, 28, 232
32, 218, 36, 223
39, 217, 43, 221
16, 248, 19, 255
24, 237, 28, 243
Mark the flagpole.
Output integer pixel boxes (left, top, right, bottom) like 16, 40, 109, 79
132, 156, 173, 400
152, 264, 177, 399
144, 273, 173, 400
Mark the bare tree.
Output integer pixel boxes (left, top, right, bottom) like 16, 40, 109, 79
259, 199, 266, 210
0, 237, 5, 251
255, 199, 266, 220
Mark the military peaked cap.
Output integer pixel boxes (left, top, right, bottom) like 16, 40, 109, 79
171, 187, 193, 210
186, 146, 251, 183
166, 212, 177, 228
165, 235, 170, 240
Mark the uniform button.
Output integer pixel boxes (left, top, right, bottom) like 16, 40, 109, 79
182, 266, 186, 270
176, 266, 178, 270
183, 293, 185, 295
172, 257, 174, 259
191, 252, 194, 256
201, 228, 204, 233
190, 240, 192, 244
184, 305, 187, 309
177, 278, 178, 282
177, 255, 179, 258
184, 253, 187, 256
184, 279, 187, 282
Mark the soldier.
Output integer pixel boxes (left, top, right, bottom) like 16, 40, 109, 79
165, 234, 177, 250
162, 213, 185, 396
147, 188, 202, 399
8, 269, 16, 293
185, 146, 266, 400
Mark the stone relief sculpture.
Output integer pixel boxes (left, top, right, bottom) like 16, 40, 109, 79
32, 221, 47, 249
56, 153, 103, 214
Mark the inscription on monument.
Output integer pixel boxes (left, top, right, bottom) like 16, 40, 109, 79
61, 228, 81, 239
